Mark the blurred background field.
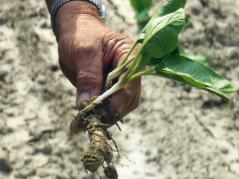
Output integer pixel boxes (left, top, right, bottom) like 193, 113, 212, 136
0, 0, 239, 178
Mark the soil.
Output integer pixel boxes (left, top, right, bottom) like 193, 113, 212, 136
0, 0, 239, 179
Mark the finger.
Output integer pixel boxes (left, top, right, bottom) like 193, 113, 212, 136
122, 79, 141, 115
110, 78, 141, 117
108, 35, 141, 117
69, 118, 84, 135
102, 30, 133, 68
104, 38, 132, 66
75, 49, 104, 106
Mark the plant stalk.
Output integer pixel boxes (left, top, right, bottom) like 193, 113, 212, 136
106, 42, 138, 85
95, 80, 125, 104
106, 59, 132, 87
127, 68, 154, 81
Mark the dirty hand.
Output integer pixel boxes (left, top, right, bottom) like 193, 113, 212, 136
55, 2, 141, 132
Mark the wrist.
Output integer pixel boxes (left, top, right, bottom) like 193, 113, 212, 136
55, 1, 102, 39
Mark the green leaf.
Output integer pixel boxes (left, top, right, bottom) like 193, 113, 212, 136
184, 54, 209, 67
141, 8, 186, 59
130, 0, 153, 13
180, 48, 210, 67
157, 0, 187, 16
153, 54, 235, 100
141, 0, 187, 32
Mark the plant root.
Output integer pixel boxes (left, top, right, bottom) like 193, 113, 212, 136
81, 114, 113, 173
76, 99, 122, 177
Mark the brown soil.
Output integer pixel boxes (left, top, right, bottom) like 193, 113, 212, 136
0, 0, 239, 179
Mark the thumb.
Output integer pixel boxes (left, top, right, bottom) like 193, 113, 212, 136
75, 56, 103, 107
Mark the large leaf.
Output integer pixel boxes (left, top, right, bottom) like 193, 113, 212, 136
153, 55, 235, 100
141, 8, 186, 59
157, 0, 187, 16
141, 0, 187, 32
180, 48, 210, 66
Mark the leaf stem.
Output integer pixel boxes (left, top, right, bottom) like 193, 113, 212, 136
94, 80, 125, 104
127, 68, 154, 81
106, 42, 138, 86
106, 60, 132, 87
121, 42, 138, 66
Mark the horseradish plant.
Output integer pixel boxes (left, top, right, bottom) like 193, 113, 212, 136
82, 0, 235, 114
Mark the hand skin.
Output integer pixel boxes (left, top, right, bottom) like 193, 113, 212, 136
46, 1, 141, 133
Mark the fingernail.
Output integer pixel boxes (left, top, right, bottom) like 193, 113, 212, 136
78, 92, 90, 103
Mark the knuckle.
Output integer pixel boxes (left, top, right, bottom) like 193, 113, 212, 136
58, 34, 99, 56
104, 29, 131, 47
107, 39, 117, 48
77, 44, 96, 55
114, 48, 130, 61
103, 31, 133, 65
77, 70, 101, 85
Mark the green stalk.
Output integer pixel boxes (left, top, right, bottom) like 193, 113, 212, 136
95, 80, 126, 104
127, 68, 154, 81
106, 42, 138, 85
123, 52, 143, 81
119, 41, 138, 67
106, 59, 132, 87
99, 69, 152, 106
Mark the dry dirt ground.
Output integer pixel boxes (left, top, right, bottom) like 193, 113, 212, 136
0, 0, 239, 179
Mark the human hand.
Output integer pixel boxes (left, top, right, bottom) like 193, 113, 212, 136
55, 1, 141, 133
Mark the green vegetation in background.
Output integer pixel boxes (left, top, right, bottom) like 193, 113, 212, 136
130, 0, 153, 26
